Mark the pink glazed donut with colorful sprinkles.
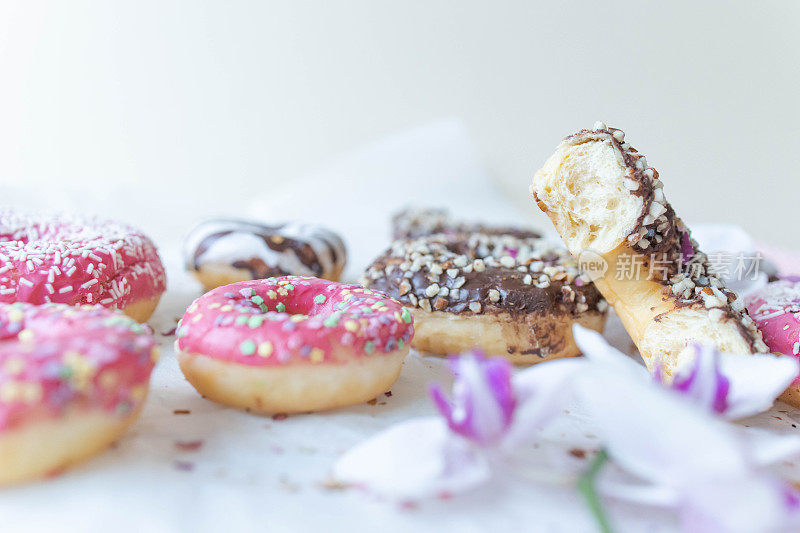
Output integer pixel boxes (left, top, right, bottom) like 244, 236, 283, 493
0, 210, 167, 322
746, 280, 800, 408
176, 276, 414, 413
0, 302, 158, 485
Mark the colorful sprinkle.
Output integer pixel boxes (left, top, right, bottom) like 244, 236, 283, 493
240, 340, 256, 356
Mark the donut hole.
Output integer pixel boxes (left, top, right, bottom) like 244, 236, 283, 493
532, 138, 644, 254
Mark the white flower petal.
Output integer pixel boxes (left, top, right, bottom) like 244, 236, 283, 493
676, 475, 798, 533
740, 428, 800, 467
572, 325, 650, 381
717, 352, 799, 419
576, 368, 750, 485
500, 357, 585, 448
599, 477, 679, 507
332, 417, 490, 499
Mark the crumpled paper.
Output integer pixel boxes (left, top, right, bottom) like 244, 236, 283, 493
1, 121, 798, 533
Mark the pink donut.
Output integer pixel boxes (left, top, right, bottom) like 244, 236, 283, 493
176, 276, 414, 413
0, 302, 158, 485
0, 210, 166, 322
746, 280, 800, 405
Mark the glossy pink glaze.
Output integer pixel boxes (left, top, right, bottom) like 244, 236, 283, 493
0, 211, 166, 310
0, 303, 158, 432
176, 276, 414, 366
746, 280, 800, 385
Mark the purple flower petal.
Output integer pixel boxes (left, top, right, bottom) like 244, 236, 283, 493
430, 350, 517, 446
670, 345, 730, 414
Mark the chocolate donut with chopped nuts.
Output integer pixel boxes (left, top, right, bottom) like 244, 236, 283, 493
531, 122, 770, 383
361, 232, 607, 363
391, 207, 542, 240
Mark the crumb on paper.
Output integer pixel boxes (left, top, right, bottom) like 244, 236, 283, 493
174, 440, 204, 452
569, 448, 587, 459
318, 478, 348, 491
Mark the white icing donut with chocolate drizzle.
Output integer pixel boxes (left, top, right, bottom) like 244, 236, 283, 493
184, 219, 346, 291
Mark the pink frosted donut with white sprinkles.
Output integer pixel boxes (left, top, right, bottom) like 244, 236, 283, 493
0, 302, 158, 485
0, 210, 166, 322
746, 280, 800, 407
176, 276, 414, 413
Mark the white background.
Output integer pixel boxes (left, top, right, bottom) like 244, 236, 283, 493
1, 1, 798, 247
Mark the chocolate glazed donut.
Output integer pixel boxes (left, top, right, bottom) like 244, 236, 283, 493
362, 232, 607, 363
184, 219, 346, 292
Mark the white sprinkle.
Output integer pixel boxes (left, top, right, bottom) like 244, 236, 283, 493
66, 266, 77, 277
649, 202, 667, 218
81, 279, 99, 289
18, 278, 33, 287
419, 298, 432, 313
45, 283, 54, 294
425, 284, 440, 298
0, 288, 15, 295
499, 256, 515, 268
59, 286, 74, 294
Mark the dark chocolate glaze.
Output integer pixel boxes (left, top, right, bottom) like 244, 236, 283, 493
363, 233, 605, 318
193, 229, 325, 277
